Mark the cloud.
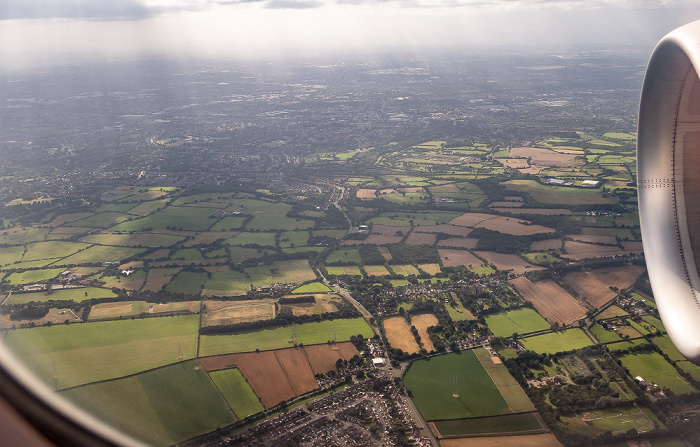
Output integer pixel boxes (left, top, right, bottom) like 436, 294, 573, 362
0, 0, 157, 20
266, 0, 322, 8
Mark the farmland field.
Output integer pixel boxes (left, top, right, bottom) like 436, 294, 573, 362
503, 180, 615, 205
431, 413, 543, 437
439, 433, 561, 447
5, 268, 64, 285
450, 213, 555, 236
509, 277, 587, 325
383, 317, 420, 354
201, 300, 276, 326
198, 318, 372, 356
485, 308, 550, 337
439, 249, 483, 268
4, 315, 200, 389
520, 329, 593, 354
292, 282, 331, 294
209, 368, 264, 419
56, 245, 145, 265
475, 252, 544, 275
563, 265, 646, 307
22, 241, 89, 261
473, 348, 535, 413
404, 351, 509, 420
4, 286, 118, 305
411, 313, 438, 352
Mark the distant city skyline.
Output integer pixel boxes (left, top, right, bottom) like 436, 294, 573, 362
0, 0, 698, 68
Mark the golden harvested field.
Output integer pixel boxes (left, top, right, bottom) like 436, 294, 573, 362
89, 301, 140, 318
510, 147, 583, 168
439, 249, 483, 268
283, 295, 340, 316
383, 317, 420, 354
563, 265, 646, 308
567, 234, 618, 245
303, 342, 359, 375
414, 224, 472, 237
437, 238, 479, 249
275, 347, 318, 395
419, 263, 442, 275
491, 208, 572, 215
356, 188, 377, 199
450, 213, 555, 236
0, 307, 82, 329
498, 158, 530, 169
365, 265, 390, 276
202, 300, 276, 326
509, 276, 587, 325
341, 234, 404, 245
530, 239, 562, 251
378, 247, 392, 261
475, 252, 544, 275
404, 232, 437, 245
411, 314, 438, 352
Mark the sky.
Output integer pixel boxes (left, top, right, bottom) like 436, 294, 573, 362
0, 0, 699, 67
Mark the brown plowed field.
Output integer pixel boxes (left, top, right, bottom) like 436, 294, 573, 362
437, 238, 479, 249
439, 249, 483, 268
275, 347, 318, 395
438, 433, 562, 447
490, 208, 572, 215
356, 189, 376, 199
303, 342, 359, 375
141, 268, 180, 292
622, 241, 644, 251
563, 265, 646, 308
215, 351, 295, 408
413, 224, 472, 237
411, 314, 438, 352
510, 276, 587, 325
378, 247, 392, 261
530, 239, 562, 251
450, 213, 555, 236
475, 252, 544, 275
383, 317, 420, 354
404, 232, 437, 245
510, 147, 583, 168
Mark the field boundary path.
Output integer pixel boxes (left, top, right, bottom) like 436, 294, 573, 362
1, 292, 10, 306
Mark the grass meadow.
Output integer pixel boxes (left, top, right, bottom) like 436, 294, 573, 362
520, 329, 593, 354
209, 368, 264, 419
485, 308, 550, 337
198, 317, 373, 356
4, 315, 200, 389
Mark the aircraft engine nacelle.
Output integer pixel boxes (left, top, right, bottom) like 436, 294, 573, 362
638, 20, 700, 365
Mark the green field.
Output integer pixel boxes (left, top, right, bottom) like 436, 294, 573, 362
4, 315, 200, 389
61, 360, 235, 446
520, 329, 593, 354
246, 216, 314, 231
81, 232, 183, 248
55, 245, 145, 265
4, 286, 118, 305
652, 335, 687, 362
88, 301, 149, 320
0, 245, 25, 266
589, 324, 622, 343
110, 206, 220, 232
66, 212, 133, 228
503, 180, 616, 205
325, 249, 362, 265
473, 348, 535, 412
125, 199, 169, 216
291, 282, 332, 294
166, 271, 209, 295
403, 351, 509, 421
485, 308, 550, 337
209, 368, 264, 419
22, 241, 90, 261
445, 301, 473, 321
225, 232, 276, 247
596, 305, 628, 320
4, 268, 65, 285
198, 317, 373, 356
619, 352, 696, 395
432, 413, 542, 436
